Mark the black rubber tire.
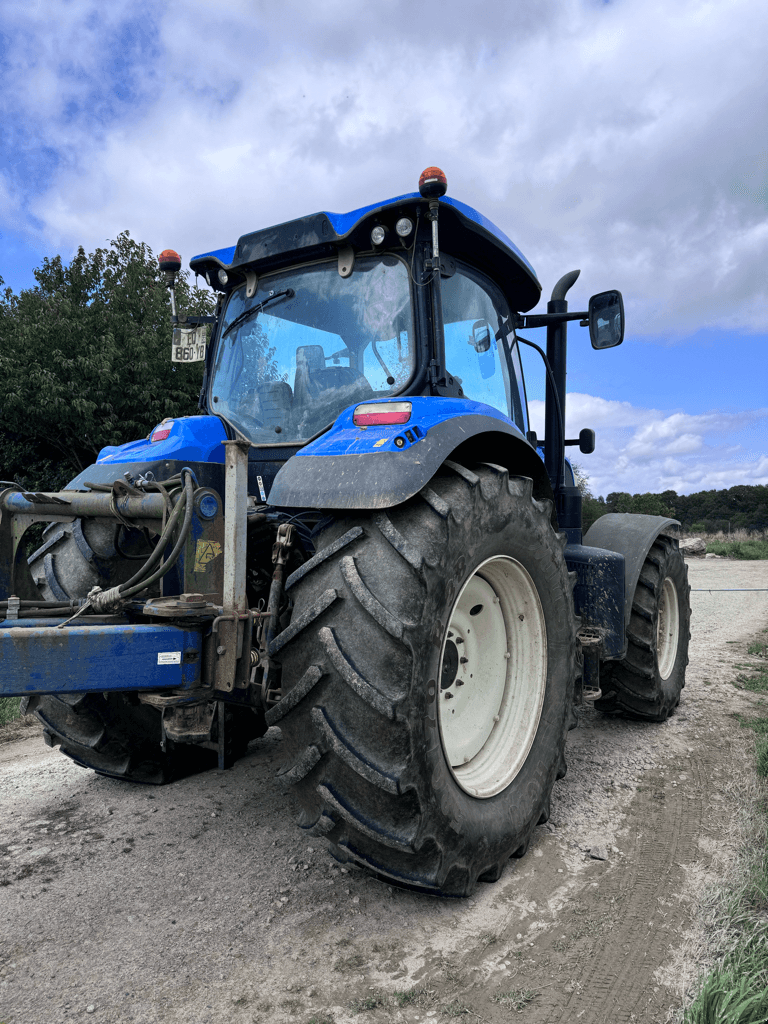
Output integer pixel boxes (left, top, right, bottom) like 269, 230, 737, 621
595, 535, 691, 721
270, 462, 579, 897
27, 519, 152, 602
23, 527, 266, 783
23, 692, 265, 783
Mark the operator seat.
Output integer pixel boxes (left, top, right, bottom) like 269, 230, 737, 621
294, 344, 373, 406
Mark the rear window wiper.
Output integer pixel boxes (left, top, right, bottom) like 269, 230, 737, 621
222, 288, 295, 339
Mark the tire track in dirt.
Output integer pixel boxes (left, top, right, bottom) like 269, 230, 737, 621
555, 752, 712, 1024
0, 559, 766, 1024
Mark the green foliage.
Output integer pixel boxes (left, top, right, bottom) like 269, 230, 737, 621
684, 953, 768, 1023
0, 697, 22, 727
605, 490, 676, 518
707, 540, 768, 560
573, 461, 768, 536
0, 232, 214, 488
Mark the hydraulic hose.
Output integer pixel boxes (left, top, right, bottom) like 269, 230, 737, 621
116, 472, 195, 601
55, 470, 196, 623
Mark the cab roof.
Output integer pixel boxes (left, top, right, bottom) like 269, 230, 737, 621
190, 191, 542, 312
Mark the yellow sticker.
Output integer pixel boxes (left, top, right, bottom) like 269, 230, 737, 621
373, 438, 387, 448
194, 540, 222, 572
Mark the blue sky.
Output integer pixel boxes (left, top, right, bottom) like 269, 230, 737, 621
1, 0, 766, 497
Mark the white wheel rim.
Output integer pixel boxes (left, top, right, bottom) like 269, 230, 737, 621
437, 555, 547, 799
657, 576, 680, 680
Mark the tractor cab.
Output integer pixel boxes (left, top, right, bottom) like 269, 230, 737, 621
191, 174, 542, 449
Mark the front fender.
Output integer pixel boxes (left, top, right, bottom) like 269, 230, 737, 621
268, 398, 551, 510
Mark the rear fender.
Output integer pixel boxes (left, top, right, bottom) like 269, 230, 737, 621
267, 398, 553, 511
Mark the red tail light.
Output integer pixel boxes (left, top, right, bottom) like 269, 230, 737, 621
353, 402, 411, 426
151, 421, 174, 442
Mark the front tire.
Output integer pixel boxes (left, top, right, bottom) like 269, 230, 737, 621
270, 463, 578, 896
596, 535, 691, 721
24, 525, 266, 783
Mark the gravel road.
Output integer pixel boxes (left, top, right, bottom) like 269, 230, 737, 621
2, 557, 768, 1024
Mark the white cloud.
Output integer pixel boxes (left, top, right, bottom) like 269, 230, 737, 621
528, 394, 768, 495
1, 0, 766, 339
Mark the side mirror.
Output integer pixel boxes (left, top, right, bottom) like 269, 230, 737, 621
578, 427, 595, 454
469, 320, 492, 354
588, 290, 624, 349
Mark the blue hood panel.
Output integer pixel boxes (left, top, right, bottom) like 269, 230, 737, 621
96, 416, 228, 466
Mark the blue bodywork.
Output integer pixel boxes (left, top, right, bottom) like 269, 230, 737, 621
191, 193, 536, 281
0, 623, 202, 696
95, 415, 227, 466
190, 190, 541, 312
296, 396, 513, 458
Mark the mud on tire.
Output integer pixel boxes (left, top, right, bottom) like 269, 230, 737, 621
270, 462, 579, 897
596, 535, 691, 722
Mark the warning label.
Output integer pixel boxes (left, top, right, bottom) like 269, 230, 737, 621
158, 651, 181, 665
194, 539, 222, 572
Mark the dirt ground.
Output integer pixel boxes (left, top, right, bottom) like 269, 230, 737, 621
2, 557, 768, 1024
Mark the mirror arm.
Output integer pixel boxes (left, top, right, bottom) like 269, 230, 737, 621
518, 311, 588, 328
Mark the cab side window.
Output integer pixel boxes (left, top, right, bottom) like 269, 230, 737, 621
441, 262, 527, 430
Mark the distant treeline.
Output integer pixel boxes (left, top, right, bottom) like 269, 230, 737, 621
580, 481, 768, 534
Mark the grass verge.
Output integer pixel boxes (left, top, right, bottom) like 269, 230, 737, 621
681, 635, 768, 1023
0, 696, 22, 727
706, 539, 768, 560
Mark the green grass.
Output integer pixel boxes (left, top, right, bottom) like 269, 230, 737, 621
706, 539, 768, 560
349, 993, 385, 1012
735, 667, 768, 693
682, 638, 768, 1023
492, 988, 538, 1011
0, 697, 22, 727
684, 940, 768, 1023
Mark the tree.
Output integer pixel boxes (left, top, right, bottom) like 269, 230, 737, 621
571, 461, 607, 532
0, 233, 214, 488
605, 491, 676, 519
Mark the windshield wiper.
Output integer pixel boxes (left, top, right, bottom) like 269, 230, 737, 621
222, 288, 295, 339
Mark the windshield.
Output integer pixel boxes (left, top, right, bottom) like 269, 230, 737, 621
209, 255, 414, 443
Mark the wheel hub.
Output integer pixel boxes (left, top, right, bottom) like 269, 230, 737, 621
656, 575, 680, 680
441, 638, 459, 690
438, 555, 547, 799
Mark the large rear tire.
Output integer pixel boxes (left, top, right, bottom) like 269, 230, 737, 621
270, 463, 578, 897
596, 535, 690, 721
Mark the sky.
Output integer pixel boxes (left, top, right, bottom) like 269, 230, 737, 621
1, 0, 766, 498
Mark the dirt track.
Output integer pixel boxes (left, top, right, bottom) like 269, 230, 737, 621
2, 558, 768, 1024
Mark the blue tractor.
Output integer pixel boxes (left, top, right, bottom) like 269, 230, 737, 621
0, 168, 690, 897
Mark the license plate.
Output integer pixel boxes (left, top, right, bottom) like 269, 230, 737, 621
172, 325, 207, 362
